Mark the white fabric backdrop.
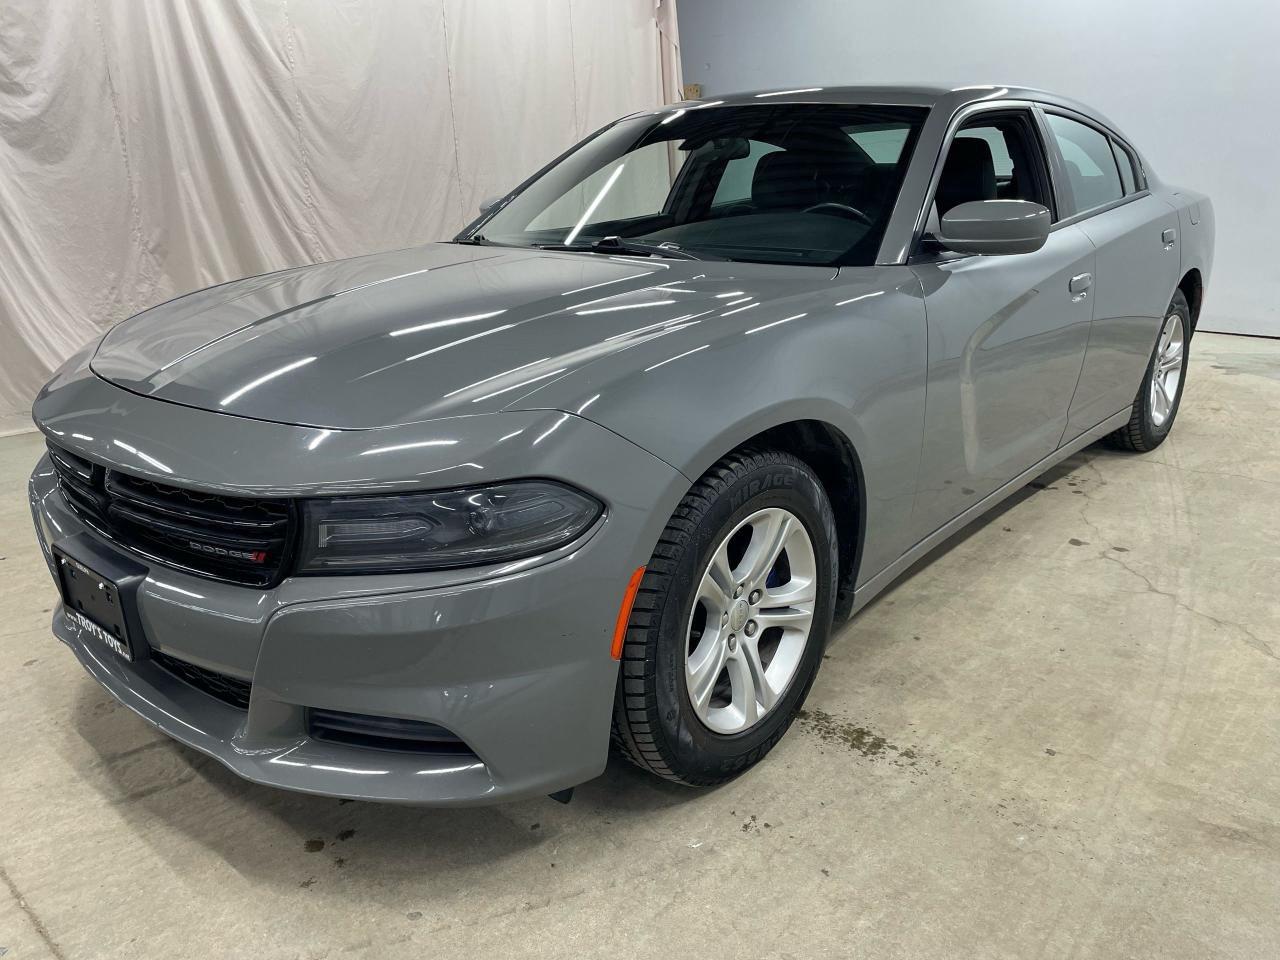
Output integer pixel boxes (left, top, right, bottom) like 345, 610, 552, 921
0, 0, 681, 420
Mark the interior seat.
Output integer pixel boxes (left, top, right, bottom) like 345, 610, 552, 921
750, 151, 826, 211
936, 137, 996, 216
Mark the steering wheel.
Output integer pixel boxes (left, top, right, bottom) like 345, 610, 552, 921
803, 202, 873, 225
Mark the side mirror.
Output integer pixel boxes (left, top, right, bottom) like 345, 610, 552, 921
938, 199, 1050, 256
478, 195, 503, 216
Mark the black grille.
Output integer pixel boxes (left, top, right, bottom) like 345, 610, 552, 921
151, 649, 253, 710
48, 442, 293, 587
308, 708, 476, 756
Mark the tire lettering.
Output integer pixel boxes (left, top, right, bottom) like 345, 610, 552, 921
729, 471, 794, 510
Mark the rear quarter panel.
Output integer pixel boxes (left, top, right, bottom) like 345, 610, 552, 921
1168, 187, 1216, 326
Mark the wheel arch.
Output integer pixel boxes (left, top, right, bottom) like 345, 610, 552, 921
1177, 268, 1204, 333
752, 420, 866, 621
687, 412, 867, 623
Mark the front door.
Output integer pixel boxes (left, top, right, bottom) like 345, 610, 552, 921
907, 109, 1094, 543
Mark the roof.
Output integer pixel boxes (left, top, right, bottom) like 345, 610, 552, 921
664, 83, 1125, 145
701, 83, 1065, 105
708, 83, 959, 106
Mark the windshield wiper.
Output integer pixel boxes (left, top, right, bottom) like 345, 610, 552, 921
453, 234, 497, 246
535, 236, 717, 261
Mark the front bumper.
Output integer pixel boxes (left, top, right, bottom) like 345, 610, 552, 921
28, 419, 683, 805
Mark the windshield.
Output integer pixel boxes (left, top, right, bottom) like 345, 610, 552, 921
469, 103, 930, 267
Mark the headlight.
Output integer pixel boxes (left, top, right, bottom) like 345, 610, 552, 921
296, 480, 603, 575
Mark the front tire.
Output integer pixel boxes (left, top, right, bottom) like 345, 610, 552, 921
611, 448, 837, 786
1106, 289, 1191, 451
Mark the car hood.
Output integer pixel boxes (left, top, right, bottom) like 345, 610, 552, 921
91, 242, 818, 430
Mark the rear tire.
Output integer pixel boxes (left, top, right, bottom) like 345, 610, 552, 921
611, 448, 837, 786
1105, 289, 1191, 452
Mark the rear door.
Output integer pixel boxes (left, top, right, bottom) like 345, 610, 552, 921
907, 106, 1095, 543
1040, 109, 1182, 438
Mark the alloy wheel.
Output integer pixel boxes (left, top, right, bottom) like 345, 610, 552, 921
684, 507, 817, 735
1149, 312, 1185, 427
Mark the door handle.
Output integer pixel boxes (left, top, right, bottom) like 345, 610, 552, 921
1162, 228, 1177, 247
1069, 272, 1093, 296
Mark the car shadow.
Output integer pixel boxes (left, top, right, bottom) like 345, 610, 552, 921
66, 677, 707, 886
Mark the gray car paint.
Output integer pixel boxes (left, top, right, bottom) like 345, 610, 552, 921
1064, 195, 1184, 436
29, 84, 1214, 804
937, 199, 1052, 255
907, 223, 1096, 542
30, 389, 687, 803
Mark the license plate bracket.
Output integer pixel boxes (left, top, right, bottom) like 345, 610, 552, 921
52, 533, 150, 662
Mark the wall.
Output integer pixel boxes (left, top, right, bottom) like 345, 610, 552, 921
677, 0, 1278, 337
0, 0, 681, 421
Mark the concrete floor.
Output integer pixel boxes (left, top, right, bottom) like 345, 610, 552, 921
1, 332, 1277, 959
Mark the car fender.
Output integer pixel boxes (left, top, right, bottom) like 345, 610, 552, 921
515, 267, 929, 582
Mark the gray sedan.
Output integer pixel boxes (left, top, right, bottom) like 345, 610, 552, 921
29, 84, 1213, 804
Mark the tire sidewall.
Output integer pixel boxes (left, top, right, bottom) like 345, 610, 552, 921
652, 455, 837, 780
1139, 291, 1192, 447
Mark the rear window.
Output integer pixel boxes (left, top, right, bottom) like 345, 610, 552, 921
1110, 139, 1143, 194
1047, 113, 1123, 213
848, 124, 911, 164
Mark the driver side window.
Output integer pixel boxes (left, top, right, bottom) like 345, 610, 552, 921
927, 111, 1053, 234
